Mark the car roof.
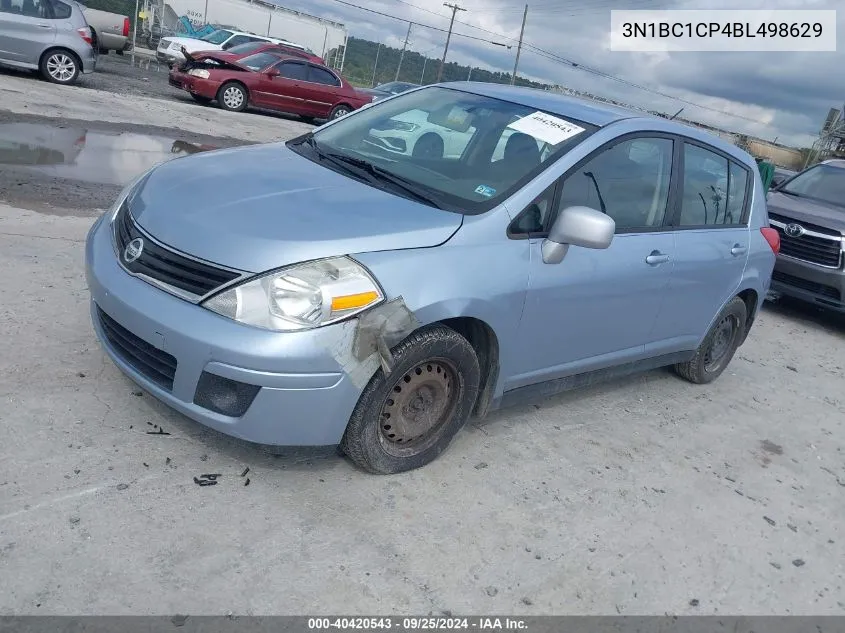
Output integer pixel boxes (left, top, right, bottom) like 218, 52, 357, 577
444, 81, 639, 127
440, 81, 754, 165
821, 159, 845, 168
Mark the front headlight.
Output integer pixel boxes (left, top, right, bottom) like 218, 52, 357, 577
188, 68, 210, 79
203, 256, 384, 332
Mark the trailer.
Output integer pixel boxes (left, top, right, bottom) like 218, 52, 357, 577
140, 0, 348, 70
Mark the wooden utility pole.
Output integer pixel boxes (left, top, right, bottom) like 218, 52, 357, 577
437, 3, 466, 83
510, 4, 528, 85
394, 22, 412, 82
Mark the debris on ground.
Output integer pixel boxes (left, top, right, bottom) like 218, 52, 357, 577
193, 474, 219, 487
486, 586, 498, 597
200, 454, 208, 462
69, 516, 80, 525
77, 372, 86, 378
132, 390, 143, 396
244, 478, 250, 487
146, 428, 170, 436
475, 462, 488, 470
763, 516, 776, 526
521, 597, 533, 606
792, 559, 806, 567
788, 523, 798, 533
786, 365, 798, 373
116, 483, 129, 491
770, 562, 782, 570
689, 598, 700, 607
240, 467, 250, 478
143, 463, 149, 468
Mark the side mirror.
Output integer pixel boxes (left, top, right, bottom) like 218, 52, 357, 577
266, 68, 280, 77
542, 205, 615, 265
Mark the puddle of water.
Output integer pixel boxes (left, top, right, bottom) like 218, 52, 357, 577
0, 123, 217, 186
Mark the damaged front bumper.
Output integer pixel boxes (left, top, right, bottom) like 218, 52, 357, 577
84, 215, 378, 446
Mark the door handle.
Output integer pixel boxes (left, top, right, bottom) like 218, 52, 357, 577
730, 244, 748, 257
645, 250, 670, 266
37, 24, 52, 28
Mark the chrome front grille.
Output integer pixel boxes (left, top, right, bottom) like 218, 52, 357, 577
769, 212, 843, 269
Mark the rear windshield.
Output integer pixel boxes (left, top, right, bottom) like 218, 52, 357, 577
303, 86, 596, 214
781, 164, 845, 208
226, 42, 266, 55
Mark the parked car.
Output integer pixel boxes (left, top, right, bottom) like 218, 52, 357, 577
85, 83, 778, 474
185, 40, 323, 64
156, 27, 298, 65
771, 166, 797, 189
77, 2, 129, 54
169, 51, 369, 121
766, 158, 845, 312
357, 80, 420, 102
0, 0, 96, 84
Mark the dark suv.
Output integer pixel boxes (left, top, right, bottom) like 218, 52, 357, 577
767, 159, 845, 312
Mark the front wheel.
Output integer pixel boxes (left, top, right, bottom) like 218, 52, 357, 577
673, 296, 747, 384
329, 104, 351, 120
341, 326, 481, 474
216, 82, 248, 112
40, 50, 80, 85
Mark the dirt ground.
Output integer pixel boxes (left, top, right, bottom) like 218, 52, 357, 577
0, 69, 844, 616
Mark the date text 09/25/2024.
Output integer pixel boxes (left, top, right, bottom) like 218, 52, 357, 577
307, 618, 528, 631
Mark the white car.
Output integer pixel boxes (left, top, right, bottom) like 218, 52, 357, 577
156, 28, 295, 65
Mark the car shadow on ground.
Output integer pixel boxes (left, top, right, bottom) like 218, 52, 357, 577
762, 296, 845, 339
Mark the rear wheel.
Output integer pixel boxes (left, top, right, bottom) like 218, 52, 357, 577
191, 94, 212, 105
673, 296, 747, 384
329, 104, 351, 120
216, 82, 248, 112
40, 49, 80, 85
341, 326, 480, 474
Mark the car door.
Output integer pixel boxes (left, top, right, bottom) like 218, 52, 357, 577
296, 64, 343, 118
0, 0, 56, 65
655, 141, 752, 352
254, 59, 309, 114
507, 134, 679, 390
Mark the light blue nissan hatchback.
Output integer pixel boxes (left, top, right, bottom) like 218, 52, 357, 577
85, 83, 780, 474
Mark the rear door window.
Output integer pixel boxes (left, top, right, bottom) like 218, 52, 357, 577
44, 0, 71, 18
277, 61, 308, 80
679, 143, 748, 226
309, 66, 339, 86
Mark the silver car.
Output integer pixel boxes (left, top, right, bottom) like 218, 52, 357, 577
0, 0, 96, 84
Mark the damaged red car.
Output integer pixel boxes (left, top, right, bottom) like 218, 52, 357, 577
169, 50, 369, 122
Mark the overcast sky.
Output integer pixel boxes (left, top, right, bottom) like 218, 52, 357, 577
277, 0, 842, 148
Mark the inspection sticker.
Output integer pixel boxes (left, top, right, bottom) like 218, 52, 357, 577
507, 111, 586, 146
474, 185, 496, 198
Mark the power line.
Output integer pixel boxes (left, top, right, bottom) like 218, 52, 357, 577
328, 0, 763, 125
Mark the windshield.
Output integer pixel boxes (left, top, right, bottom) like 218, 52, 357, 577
781, 164, 845, 208
226, 42, 266, 55
200, 30, 233, 45
302, 86, 595, 213
238, 52, 280, 71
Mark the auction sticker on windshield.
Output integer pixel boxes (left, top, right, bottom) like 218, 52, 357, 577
507, 111, 585, 146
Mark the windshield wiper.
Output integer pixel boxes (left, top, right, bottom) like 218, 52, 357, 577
321, 151, 445, 209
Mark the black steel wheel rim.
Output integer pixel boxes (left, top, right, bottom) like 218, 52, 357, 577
378, 358, 459, 457
704, 315, 737, 373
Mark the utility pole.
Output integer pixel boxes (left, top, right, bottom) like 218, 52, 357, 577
371, 43, 382, 87
467, 67, 472, 81
437, 3, 466, 83
510, 4, 527, 85
394, 22, 412, 82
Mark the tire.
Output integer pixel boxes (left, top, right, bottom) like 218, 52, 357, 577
673, 296, 747, 384
341, 325, 481, 474
191, 94, 212, 105
329, 104, 352, 120
216, 82, 248, 112
40, 49, 80, 85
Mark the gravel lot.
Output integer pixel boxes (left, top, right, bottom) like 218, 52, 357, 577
1, 64, 844, 616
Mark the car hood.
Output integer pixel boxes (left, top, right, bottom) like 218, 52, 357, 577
130, 143, 463, 273
767, 191, 845, 233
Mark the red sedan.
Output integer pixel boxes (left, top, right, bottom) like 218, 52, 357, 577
189, 41, 324, 64
169, 51, 370, 121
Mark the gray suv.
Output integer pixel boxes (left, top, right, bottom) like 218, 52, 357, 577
0, 0, 96, 84
767, 159, 845, 312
